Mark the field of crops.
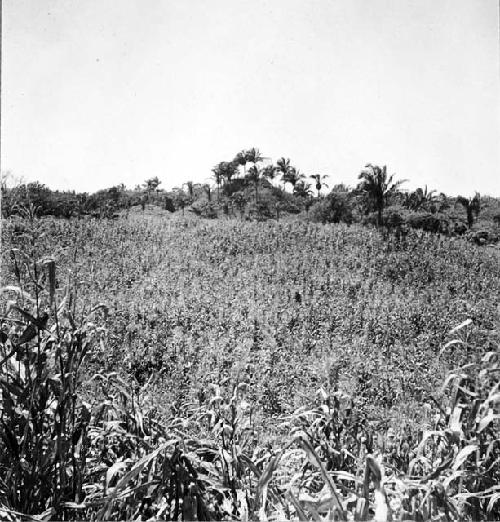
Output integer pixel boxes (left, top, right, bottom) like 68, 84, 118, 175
1, 209, 499, 520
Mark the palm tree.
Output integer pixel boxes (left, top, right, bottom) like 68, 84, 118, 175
211, 164, 224, 201
261, 165, 276, 183
284, 168, 305, 192
293, 180, 313, 198
247, 165, 261, 203
217, 159, 239, 183
276, 158, 293, 191
456, 192, 481, 228
183, 181, 194, 201
309, 174, 329, 198
223, 161, 239, 184
245, 148, 263, 167
357, 164, 407, 226
234, 151, 248, 178
143, 177, 161, 201
420, 185, 436, 208
143, 176, 161, 192
438, 192, 450, 213
203, 184, 212, 202
403, 185, 437, 211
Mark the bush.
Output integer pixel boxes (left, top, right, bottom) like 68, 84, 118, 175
467, 226, 499, 245
222, 178, 247, 198
453, 222, 468, 235
163, 195, 175, 212
247, 200, 274, 220
362, 208, 454, 236
1, 183, 85, 219
310, 192, 353, 224
189, 199, 218, 218
406, 211, 449, 234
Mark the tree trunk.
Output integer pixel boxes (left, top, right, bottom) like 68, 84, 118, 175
467, 207, 473, 228
377, 206, 383, 227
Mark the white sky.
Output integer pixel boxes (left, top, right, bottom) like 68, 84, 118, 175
2, 0, 500, 196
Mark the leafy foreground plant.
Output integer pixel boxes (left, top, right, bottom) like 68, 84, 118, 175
0, 254, 230, 521
281, 339, 500, 521
0, 257, 94, 518
188, 322, 499, 521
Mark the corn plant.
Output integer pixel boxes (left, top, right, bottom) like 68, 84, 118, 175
1, 209, 499, 520
0, 253, 96, 517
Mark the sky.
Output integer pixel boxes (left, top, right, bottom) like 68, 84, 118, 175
2, 0, 500, 196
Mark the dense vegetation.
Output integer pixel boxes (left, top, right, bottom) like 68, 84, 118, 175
1, 204, 499, 520
2, 150, 500, 245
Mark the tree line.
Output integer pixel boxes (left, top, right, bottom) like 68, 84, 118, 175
1, 148, 498, 242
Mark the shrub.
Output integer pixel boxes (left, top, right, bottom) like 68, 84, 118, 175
248, 200, 274, 220
222, 178, 247, 198
189, 199, 218, 218
309, 192, 353, 224
467, 226, 499, 245
164, 195, 175, 212
406, 211, 449, 234
269, 187, 302, 214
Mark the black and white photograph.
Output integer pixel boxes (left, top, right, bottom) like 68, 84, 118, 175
0, 1, 499, 520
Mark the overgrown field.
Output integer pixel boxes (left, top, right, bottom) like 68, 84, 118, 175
1, 210, 499, 520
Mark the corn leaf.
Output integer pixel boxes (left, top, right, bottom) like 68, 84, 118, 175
452, 444, 477, 471
295, 433, 346, 520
